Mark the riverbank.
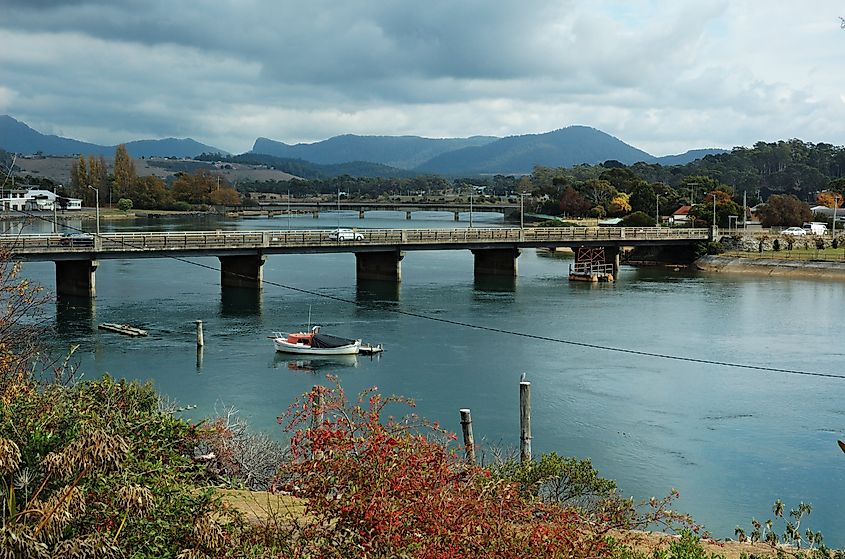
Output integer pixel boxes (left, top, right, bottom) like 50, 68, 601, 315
696, 254, 845, 279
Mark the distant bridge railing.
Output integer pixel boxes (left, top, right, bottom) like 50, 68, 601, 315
1, 227, 710, 258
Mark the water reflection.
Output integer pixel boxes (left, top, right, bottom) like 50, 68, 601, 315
220, 287, 262, 317
356, 280, 400, 303
55, 296, 96, 338
272, 352, 359, 374
473, 276, 517, 292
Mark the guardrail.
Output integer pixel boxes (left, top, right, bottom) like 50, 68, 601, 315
0, 227, 710, 255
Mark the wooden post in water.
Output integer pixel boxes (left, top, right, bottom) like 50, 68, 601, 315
519, 381, 532, 463
195, 320, 204, 347
459, 408, 476, 465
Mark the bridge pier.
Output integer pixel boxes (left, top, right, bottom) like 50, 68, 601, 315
219, 254, 266, 289
454, 211, 460, 221
55, 259, 99, 298
405, 211, 412, 220
312, 211, 319, 219
356, 250, 404, 282
472, 248, 520, 277
607, 246, 621, 276
359, 209, 365, 219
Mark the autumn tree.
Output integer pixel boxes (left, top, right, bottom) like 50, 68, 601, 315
559, 186, 591, 217
758, 194, 812, 227
816, 190, 843, 209
113, 144, 136, 201
689, 190, 743, 227
69, 155, 88, 197
607, 193, 632, 216
172, 170, 241, 206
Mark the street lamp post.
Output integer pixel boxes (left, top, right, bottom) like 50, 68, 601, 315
833, 194, 839, 239
87, 184, 100, 236
469, 188, 474, 228
519, 193, 528, 229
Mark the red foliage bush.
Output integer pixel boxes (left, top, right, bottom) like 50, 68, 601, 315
275, 379, 613, 559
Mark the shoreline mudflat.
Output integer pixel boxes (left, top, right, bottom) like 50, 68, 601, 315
695, 255, 845, 280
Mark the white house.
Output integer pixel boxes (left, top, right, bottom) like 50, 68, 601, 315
669, 205, 692, 225
1, 188, 82, 212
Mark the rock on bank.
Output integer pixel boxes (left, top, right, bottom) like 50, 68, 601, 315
696, 255, 845, 280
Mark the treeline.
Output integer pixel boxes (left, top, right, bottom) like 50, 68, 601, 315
236, 174, 521, 198
196, 152, 418, 180
68, 145, 241, 210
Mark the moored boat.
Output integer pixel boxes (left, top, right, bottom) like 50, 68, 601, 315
272, 326, 361, 355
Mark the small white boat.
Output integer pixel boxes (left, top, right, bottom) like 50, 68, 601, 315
272, 326, 361, 355
98, 323, 148, 337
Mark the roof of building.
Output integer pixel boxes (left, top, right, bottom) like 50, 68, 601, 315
672, 205, 692, 216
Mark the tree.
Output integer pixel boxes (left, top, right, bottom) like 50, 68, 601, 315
117, 198, 133, 211
113, 144, 136, 201
758, 194, 812, 227
619, 211, 655, 227
607, 193, 631, 216
816, 191, 843, 208
131, 176, 172, 209
580, 178, 617, 208
628, 183, 657, 215
172, 170, 240, 206
558, 187, 591, 217
689, 191, 743, 227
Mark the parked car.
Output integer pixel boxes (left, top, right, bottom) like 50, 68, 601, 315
60, 232, 95, 246
802, 222, 828, 235
328, 228, 364, 241
781, 227, 807, 236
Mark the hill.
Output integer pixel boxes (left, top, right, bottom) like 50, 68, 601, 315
415, 126, 658, 174
251, 134, 497, 169
0, 115, 227, 158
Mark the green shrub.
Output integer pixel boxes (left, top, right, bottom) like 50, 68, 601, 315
706, 242, 725, 255
619, 211, 656, 227
773, 239, 781, 251
490, 452, 617, 508
171, 201, 191, 211
117, 198, 133, 212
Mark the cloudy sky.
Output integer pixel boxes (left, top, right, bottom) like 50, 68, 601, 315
1, 1, 843, 155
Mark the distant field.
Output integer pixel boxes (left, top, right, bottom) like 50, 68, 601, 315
13, 155, 300, 185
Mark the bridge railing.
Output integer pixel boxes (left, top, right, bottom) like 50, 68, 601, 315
0, 227, 710, 254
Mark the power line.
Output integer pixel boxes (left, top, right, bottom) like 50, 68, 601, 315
9, 207, 845, 381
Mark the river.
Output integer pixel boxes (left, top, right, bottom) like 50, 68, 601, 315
13, 211, 845, 545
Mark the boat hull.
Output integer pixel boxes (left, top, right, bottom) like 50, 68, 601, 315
273, 338, 361, 355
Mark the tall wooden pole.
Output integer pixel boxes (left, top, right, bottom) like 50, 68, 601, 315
194, 320, 204, 347
459, 408, 476, 466
520, 381, 532, 463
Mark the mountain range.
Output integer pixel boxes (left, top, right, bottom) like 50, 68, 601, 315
1, 114, 725, 176
0, 115, 228, 159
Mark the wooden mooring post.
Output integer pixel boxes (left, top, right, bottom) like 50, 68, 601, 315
195, 320, 204, 347
520, 381, 532, 463
459, 408, 476, 465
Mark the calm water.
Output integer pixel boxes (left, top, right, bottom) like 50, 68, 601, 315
14, 211, 845, 544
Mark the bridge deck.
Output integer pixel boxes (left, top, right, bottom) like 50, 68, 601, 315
2, 227, 710, 261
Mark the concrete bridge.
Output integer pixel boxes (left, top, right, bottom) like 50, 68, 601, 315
3, 227, 710, 297
233, 201, 522, 221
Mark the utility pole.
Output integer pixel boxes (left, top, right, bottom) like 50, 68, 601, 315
743, 190, 747, 230
834, 194, 839, 239
655, 194, 660, 227
712, 194, 716, 227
